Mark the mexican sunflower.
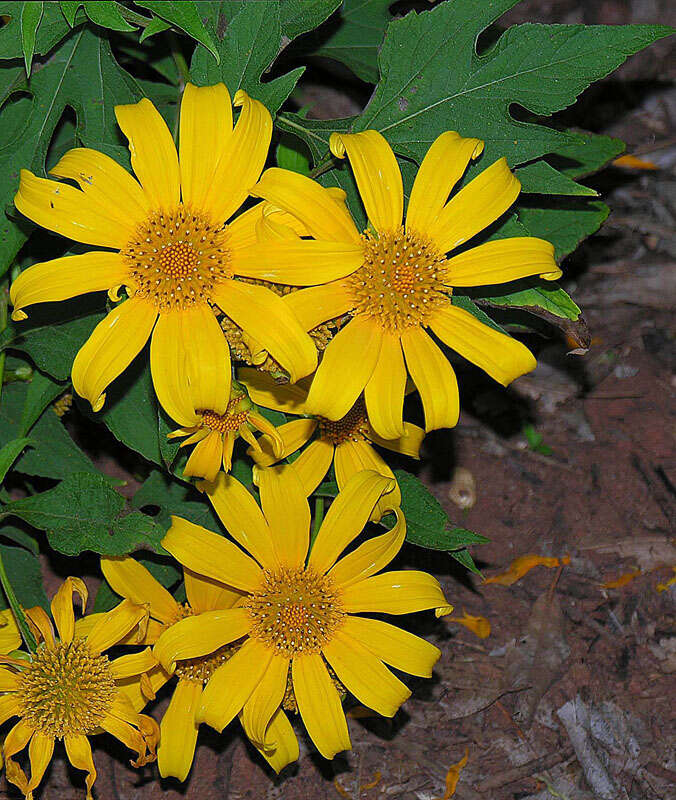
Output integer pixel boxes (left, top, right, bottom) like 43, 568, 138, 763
239, 367, 423, 519
251, 130, 561, 439
0, 578, 158, 799
153, 468, 449, 768
10, 83, 363, 423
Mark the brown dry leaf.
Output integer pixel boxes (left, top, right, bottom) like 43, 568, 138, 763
439, 657, 508, 719
583, 536, 676, 571
503, 593, 570, 728
484, 554, 570, 586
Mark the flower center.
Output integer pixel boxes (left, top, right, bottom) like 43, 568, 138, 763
16, 639, 116, 738
246, 568, 344, 655
122, 206, 232, 312
174, 645, 237, 683
199, 396, 249, 434
319, 398, 370, 445
347, 228, 448, 332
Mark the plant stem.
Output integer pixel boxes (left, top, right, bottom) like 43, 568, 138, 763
0, 548, 37, 651
309, 496, 325, 550
0, 279, 8, 405
170, 33, 190, 88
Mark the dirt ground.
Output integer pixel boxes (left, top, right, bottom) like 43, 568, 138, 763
3, 1, 674, 798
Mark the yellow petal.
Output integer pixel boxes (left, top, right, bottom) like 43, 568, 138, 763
26, 731, 54, 795
179, 83, 233, 210
0, 667, 19, 691
204, 472, 277, 570
184, 568, 243, 614
14, 169, 131, 249
254, 168, 361, 243
329, 506, 405, 587
292, 654, 351, 759
333, 440, 399, 522
50, 147, 150, 230
64, 735, 97, 800
117, 663, 171, 712
71, 297, 157, 413
183, 430, 224, 483
436, 749, 469, 799
10, 251, 128, 321
483, 554, 569, 586
99, 713, 150, 767
0, 694, 20, 727
283, 280, 356, 332
367, 421, 425, 459
238, 367, 309, 414
249, 707, 299, 773
364, 332, 406, 439
25, 606, 55, 646
203, 91, 272, 223
157, 678, 202, 782
115, 97, 180, 210
101, 556, 179, 624
110, 647, 158, 680
342, 570, 448, 615
0, 609, 21, 654
340, 616, 440, 678
289, 437, 334, 496
86, 599, 149, 654
249, 418, 317, 468
50, 576, 87, 645
429, 305, 536, 386
241, 655, 288, 749
309, 470, 393, 574
305, 316, 382, 421
427, 157, 520, 253
401, 325, 459, 431
256, 466, 310, 568
213, 279, 316, 382
406, 131, 484, 235
198, 638, 273, 732
446, 237, 561, 285
452, 611, 491, 639
163, 516, 263, 593
149, 313, 198, 428
330, 131, 403, 233
323, 631, 410, 717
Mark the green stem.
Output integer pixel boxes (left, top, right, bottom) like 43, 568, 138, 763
170, 33, 190, 87
309, 157, 335, 179
309, 496, 325, 551
0, 547, 37, 651
0, 279, 8, 405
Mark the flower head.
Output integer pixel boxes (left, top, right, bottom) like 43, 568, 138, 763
252, 130, 561, 439
10, 84, 361, 423
0, 578, 158, 799
153, 468, 449, 770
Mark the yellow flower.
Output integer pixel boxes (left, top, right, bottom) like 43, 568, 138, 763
239, 367, 423, 520
153, 468, 449, 769
251, 130, 561, 439
0, 607, 22, 654
0, 578, 158, 800
10, 84, 363, 422
168, 382, 284, 483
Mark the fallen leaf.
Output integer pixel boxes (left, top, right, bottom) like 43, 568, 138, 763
433, 749, 469, 799
656, 566, 676, 592
613, 154, 658, 170
601, 570, 640, 589
484, 554, 570, 586
452, 611, 491, 638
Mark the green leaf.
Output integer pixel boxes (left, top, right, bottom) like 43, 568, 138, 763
0, 545, 48, 610
280, 0, 341, 40
451, 295, 506, 334
450, 547, 483, 577
191, 0, 338, 113
556, 131, 625, 179
21, 1, 44, 77
0, 437, 32, 484
2, 471, 165, 556
276, 133, 311, 175
139, 15, 171, 43
518, 200, 610, 260
394, 470, 486, 552
479, 283, 581, 321
132, 469, 223, 533
308, 0, 393, 83
515, 161, 598, 196
136, 1, 220, 61
81, 1, 136, 32
59, 1, 81, 26
0, 2, 73, 59
19, 369, 64, 435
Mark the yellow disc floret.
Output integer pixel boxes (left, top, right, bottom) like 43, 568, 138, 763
318, 398, 370, 445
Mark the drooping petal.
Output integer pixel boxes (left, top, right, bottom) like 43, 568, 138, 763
256, 466, 310, 568
14, 170, 132, 249
101, 556, 179, 624
309, 470, 394, 574
289, 437, 334, 496
117, 663, 171, 712
241, 655, 289, 749
50, 576, 87, 645
292, 654, 351, 759
237, 368, 309, 414
50, 147, 150, 230
446, 237, 561, 285
427, 158, 520, 253
330, 131, 403, 233
322, 631, 410, 717
333, 440, 399, 521
204, 472, 277, 570
364, 332, 406, 439
0, 608, 21, 654
26, 731, 55, 795
254, 168, 361, 243
71, 297, 157, 413
99, 714, 150, 767
25, 606, 55, 646
400, 325, 459, 431
248, 707, 299, 773
179, 83, 233, 210
305, 316, 382, 421
283, 280, 355, 332
198, 638, 274, 732
115, 97, 180, 210
203, 91, 272, 223
183, 431, 224, 483
10, 252, 128, 321
430, 305, 536, 386
0, 668, 18, 691
342, 570, 448, 615
329, 507, 405, 587
157, 678, 203, 781
64, 735, 97, 800
406, 132, 484, 235
340, 616, 440, 678
249, 418, 317, 468
367, 421, 425, 459
213, 279, 316, 382
163, 516, 263, 593
86, 599, 149, 654
184, 568, 243, 614
110, 648, 158, 680
0, 694, 20, 726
